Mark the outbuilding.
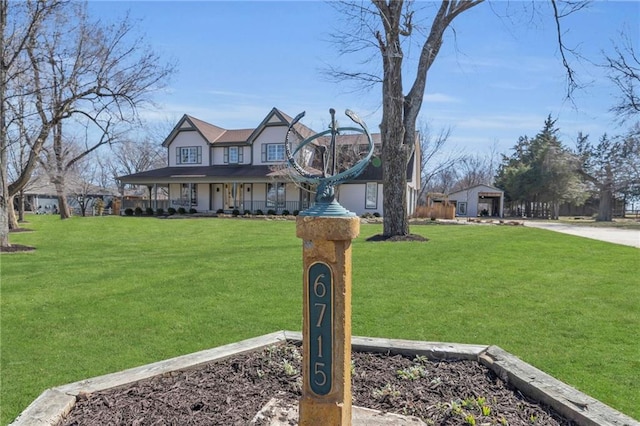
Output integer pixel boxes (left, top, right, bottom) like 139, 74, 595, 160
447, 184, 504, 218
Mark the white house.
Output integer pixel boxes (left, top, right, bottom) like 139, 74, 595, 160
447, 184, 504, 218
117, 108, 421, 217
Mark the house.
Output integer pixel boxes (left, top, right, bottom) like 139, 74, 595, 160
19, 174, 118, 215
117, 108, 421, 217
447, 184, 504, 218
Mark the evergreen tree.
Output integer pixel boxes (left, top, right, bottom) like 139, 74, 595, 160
495, 116, 587, 218
576, 125, 640, 221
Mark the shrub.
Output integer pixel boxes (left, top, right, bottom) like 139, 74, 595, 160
189, 208, 197, 214
167, 207, 176, 215
145, 207, 154, 216
156, 208, 164, 216
281, 209, 290, 216
255, 209, 264, 216
134, 207, 143, 216
124, 208, 134, 216
216, 208, 224, 214
267, 209, 277, 216
177, 207, 186, 215
361, 212, 373, 219
232, 209, 240, 217
293, 210, 300, 216
373, 212, 381, 217
243, 210, 251, 216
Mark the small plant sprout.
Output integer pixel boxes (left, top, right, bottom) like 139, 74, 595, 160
481, 405, 491, 416
281, 359, 298, 376
529, 414, 538, 424
396, 364, 428, 380
500, 417, 508, 426
462, 398, 476, 409
451, 401, 463, 415
464, 414, 476, 425
256, 368, 265, 379
414, 354, 429, 364
372, 383, 401, 401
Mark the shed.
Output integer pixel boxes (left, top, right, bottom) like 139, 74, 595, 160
448, 184, 504, 218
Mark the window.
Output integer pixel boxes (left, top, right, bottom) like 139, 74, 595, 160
181, 183, 197, 206
365, 182, 378, 209
457, 202, 467, 216
267, 182, 285, 208
229, 147, 239, 163
262, 143, 285, 162
176, 146, 201, 164
224, 146, 243, 164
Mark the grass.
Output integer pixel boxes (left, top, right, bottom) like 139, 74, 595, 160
1, 215, 639, 424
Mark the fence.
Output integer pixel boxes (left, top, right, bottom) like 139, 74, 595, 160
414, 204, 455, 219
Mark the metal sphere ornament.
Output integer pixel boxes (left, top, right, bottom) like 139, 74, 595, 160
285, 108, 374, 217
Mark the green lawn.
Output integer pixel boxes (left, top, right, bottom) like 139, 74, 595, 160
1, 215, 639, 424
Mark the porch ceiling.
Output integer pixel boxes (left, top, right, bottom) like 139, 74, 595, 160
117, 165, 274, 184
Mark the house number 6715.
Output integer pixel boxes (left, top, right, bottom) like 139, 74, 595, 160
308, 262, 333, 395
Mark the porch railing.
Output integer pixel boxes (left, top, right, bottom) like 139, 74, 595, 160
121, 198, 311, 215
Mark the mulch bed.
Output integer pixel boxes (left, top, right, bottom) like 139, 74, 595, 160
0, 243, 35, 253
1, 227, 36, 253
59, 343, 574, 425
366, 233, 429, 242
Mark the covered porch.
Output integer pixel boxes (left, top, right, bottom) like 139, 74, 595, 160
121, 181, 313, 215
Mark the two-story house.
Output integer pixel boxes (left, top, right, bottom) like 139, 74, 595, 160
117, 108, 420, 216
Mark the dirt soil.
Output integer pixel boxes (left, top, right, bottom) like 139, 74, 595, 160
59, 343, 575, 426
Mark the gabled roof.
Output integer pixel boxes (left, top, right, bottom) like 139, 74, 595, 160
162, 115, 227, 147
246, 107, 316, 144
448, 184, 504, 196
161, 108, 317, 148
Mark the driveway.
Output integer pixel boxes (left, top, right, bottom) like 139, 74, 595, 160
523, 221, 640, 248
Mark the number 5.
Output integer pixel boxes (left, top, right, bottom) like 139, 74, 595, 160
314, 362, 327, 386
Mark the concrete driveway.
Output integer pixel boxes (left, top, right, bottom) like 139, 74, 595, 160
523, 221, 640, 248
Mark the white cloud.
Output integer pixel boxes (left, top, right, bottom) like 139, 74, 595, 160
424, 93, 460, 103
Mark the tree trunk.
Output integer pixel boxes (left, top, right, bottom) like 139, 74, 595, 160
0, 189, 9, 247
53, 177, 72, 219
596, 185, 613, 221
551, 201, 560, 220
382, 138, 410, 236
18, 189, 25, 222
596, 165, 614, 222
7, 195, 19, 229
0, 0, 9, 247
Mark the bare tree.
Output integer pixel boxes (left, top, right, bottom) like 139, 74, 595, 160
1, 1, 175, 236
329, 0, 582, 238
109, 137, 166, 179
1, 0, 62, 247
418, 124, 461, 201
604, 31, 640, 124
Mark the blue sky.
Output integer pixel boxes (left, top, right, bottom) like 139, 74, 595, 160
88, 1, 639, 156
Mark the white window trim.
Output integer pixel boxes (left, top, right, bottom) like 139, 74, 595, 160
365, 182, 378, 209
229, 147, 239, 164
267, 144, 285, 162
176, 146, 201, 164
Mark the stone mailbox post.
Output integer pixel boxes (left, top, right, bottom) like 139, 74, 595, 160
285, 109, 373, 426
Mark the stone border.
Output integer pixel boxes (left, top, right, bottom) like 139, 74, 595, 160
11, 331, 638, 426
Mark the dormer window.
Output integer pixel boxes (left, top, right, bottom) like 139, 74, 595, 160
262, 143, 285, 162
224, 146, 243, 164
176, 146, 202, 164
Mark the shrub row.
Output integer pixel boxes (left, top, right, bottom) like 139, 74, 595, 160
123, 207, 197, 216
216, 209, 300, 217
361, 212, 381, 218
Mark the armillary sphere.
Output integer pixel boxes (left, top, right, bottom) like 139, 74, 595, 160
284, 108, 374, 216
